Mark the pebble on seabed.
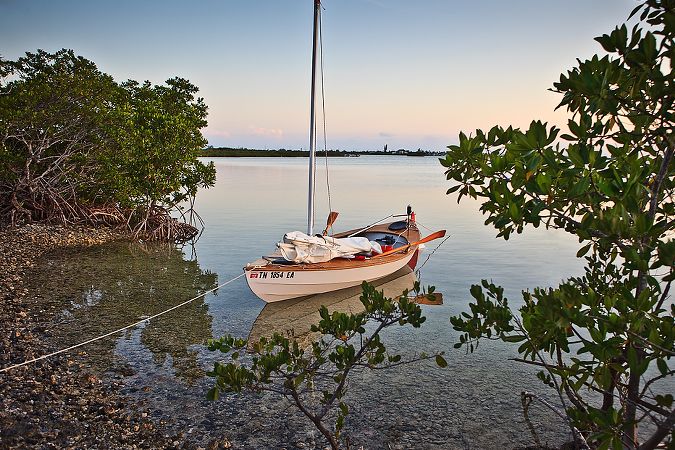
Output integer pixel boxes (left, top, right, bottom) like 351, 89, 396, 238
0, 224, 228, 449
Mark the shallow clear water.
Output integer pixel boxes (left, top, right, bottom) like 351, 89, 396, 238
34, 156, 588, 449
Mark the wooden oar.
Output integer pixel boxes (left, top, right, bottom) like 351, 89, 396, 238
371, 230, 446, 259
322, 211, 339, 235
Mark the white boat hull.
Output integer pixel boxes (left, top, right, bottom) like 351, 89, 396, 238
245, 249, 417, 302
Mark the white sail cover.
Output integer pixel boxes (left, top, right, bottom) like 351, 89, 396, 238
278, 231, 382, 264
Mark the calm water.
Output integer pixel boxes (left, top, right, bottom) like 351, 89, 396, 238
33, 156, 586, 449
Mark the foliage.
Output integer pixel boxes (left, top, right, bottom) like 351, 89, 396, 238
0, 49, 215, 240
207, 281, 445, 449
441, 1, 673, 449
0, 49, 121, 223
101, 78, 214, 208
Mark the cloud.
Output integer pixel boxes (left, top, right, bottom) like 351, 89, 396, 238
378, 132, 395, 138
249, 126, 284, 138
203, 128, 231, 138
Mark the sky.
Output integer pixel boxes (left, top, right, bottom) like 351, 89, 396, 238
1, 0, 636, 151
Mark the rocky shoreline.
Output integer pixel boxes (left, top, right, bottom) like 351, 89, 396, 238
0, 224, 201, 449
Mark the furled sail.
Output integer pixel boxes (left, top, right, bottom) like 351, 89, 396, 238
278, 231, 382, 264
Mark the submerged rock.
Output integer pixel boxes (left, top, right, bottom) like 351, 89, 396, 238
0, 224, 201, 449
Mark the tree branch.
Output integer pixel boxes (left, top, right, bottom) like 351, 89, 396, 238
521, 391, 590, 449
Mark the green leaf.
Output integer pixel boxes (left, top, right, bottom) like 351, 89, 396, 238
206, 387, 219, 401
435, 355, 448, 368
293, 374, 305, 388
576, 243, 592, 258
509, 202, 520, 221
627, 346, 638, 372
447, 185, 461, 194
502, 334, 526, 343
569, 176, 590, 197
656, 358, 668, 376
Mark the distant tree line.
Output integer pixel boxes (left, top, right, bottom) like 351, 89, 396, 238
0, 49, 216, 241
200, 147, 443, 157
201, 147, 359, 157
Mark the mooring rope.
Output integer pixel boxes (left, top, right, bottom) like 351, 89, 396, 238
347, 214, 396, 237
414, 219, 436, 233
416, 234, 451, 273
0, 272, 246, 374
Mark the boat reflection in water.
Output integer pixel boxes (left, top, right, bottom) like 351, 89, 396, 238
247, 265, 440, 348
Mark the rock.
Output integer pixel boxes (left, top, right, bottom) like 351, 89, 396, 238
0, 224, 190, 449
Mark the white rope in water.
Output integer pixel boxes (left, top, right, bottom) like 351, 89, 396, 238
0, 272, 246, 374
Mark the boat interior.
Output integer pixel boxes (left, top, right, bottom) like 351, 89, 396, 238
246, 220, 420, 270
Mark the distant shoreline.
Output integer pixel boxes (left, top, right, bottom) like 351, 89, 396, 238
200, 147, 443, 158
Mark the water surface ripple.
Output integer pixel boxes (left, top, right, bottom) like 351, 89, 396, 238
33, 156, 586, 449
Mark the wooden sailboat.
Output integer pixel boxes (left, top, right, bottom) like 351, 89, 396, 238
243, 0, 445, 303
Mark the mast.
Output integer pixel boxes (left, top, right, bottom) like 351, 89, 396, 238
307, 0, 320, 235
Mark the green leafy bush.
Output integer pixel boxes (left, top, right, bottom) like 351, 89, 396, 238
207, 282, 445, 449
442, 2, 673, 448
0, 49, 215, 239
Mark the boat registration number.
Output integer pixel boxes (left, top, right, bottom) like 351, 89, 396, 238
250, 271, 294, 279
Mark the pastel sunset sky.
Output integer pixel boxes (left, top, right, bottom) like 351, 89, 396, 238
1, 0, 635, 151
